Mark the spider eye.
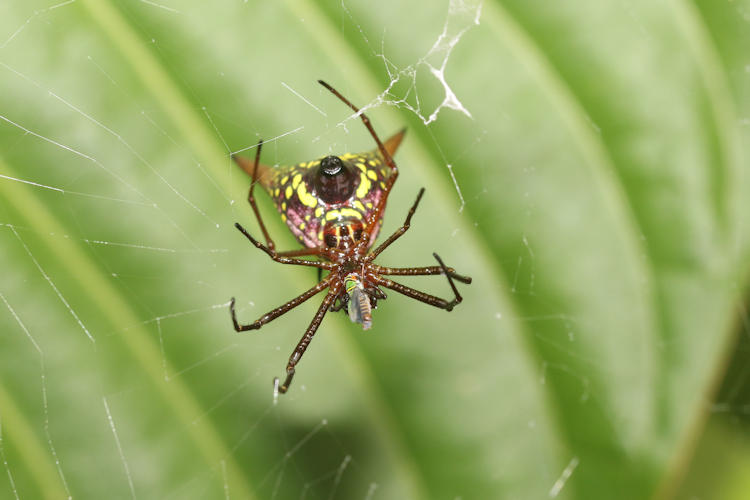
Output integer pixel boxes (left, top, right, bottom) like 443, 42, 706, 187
324, 233, 338, 248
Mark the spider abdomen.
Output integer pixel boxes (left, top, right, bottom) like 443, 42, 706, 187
234, 129, 405, 249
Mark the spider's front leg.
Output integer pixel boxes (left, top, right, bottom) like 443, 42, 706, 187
276, 282, 341, 394
230, 275, 333, 332
230, 225, 333, 331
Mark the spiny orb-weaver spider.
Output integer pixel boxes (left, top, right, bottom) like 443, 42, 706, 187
230, 80, 472, 394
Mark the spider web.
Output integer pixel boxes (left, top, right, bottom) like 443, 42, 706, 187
0, 0, 659, 498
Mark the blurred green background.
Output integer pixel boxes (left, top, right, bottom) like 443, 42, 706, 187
1, 0, 749, 498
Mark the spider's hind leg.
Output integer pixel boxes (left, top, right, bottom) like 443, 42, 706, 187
233, 139, 276, 250
235, 223, 329, 270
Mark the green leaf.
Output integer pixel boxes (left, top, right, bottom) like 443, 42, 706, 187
0, 0, 747, 498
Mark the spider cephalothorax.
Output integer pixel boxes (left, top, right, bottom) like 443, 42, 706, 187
230, 80, 471, 394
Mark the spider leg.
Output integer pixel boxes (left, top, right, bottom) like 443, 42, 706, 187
234, 139, 277, 251
318, 80, 401, 248
230, 275, 334, 331
276, 283, 342, 394
235, 223, 332, 270
368, 254, 464, 311
370, 263, 472, 284
234, 142, 319, 258
317, 80, 398, 176
367, 287, 387, 300
366, 188, 425, 261
275, 247, 323, 258
329, 295, 347, 313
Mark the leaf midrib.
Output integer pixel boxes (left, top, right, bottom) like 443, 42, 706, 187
482, 0, 743, 493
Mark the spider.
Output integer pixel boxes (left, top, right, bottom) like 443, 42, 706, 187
230, 80, 472, 394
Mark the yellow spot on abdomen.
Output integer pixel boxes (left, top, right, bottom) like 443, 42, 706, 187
356, 172, 371, 199
297, 183, 317, 207
326, 207, 363, 221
